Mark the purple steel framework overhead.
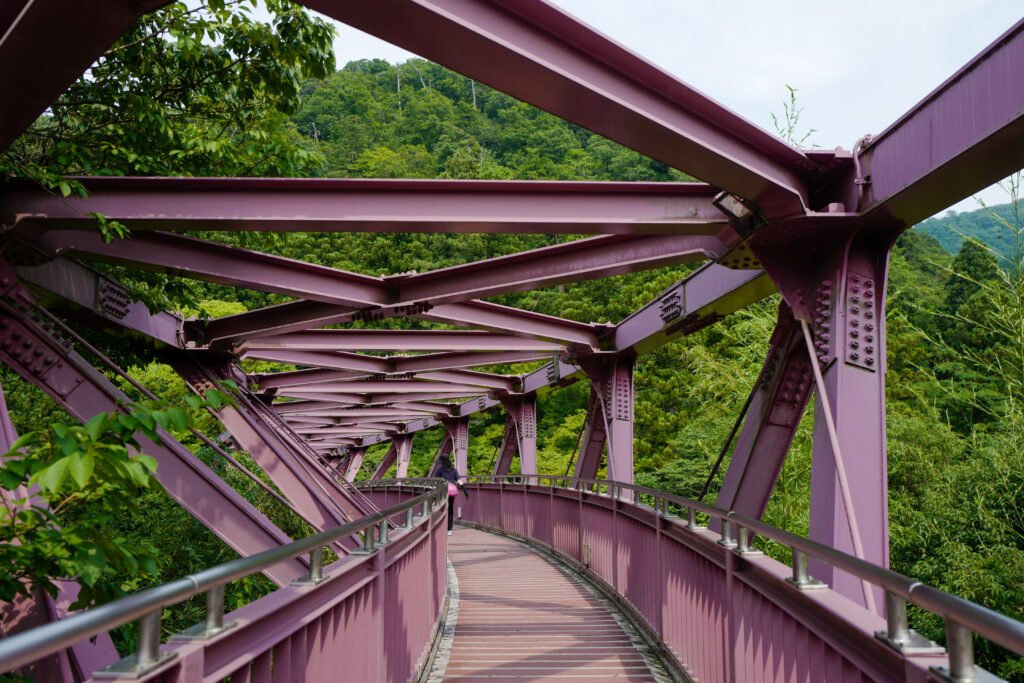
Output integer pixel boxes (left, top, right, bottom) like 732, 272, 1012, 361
1, 0, 1023, 625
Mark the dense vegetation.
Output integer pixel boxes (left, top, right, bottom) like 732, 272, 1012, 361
1, 2, 1023, 677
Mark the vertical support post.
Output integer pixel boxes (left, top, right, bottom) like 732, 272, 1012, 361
755, 231, 895, 613
579, 353, 635, 486
450, 416, 470, 476
806, 239, 891, 611
492, 395, 536, 475
393, 434, 414, 479
345, 447, 367, 482
573, 387, 607, 480
518, 394, 537, 475
370, 443, 399, 480
715, 305, 812, 523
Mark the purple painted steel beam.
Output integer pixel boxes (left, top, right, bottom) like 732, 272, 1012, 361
369, 443, 399, 481
14, 258, 183, 348
344, 447, 366, 481
415, 301, 602, 346
0, 303, 304, 585
0, 0, 169, 151
491, 422, 518, 476
493, 395, 537, 475
16, 229, 387, 308
573, 389, 607, 480
855, 18, 1024, 226
579, 353, 635, 485
254, 350, 552, 387
445, 417, 470, 475
1, 177, 730, 235
243, 349, 391, 373
393, 434, 415, 478
715, 305, 813, 520
612, 264, 775, 354
752, 228, 893, 613
394, 350, 553, 373
171, 354, 375, 536
238, 330, 564, 353
304, 0, 815, 217
390, 234, 727, 305
414, 370, 517, 391
271, 390, 368, 404
195, 300, 358, 344
276, 379, 487, 394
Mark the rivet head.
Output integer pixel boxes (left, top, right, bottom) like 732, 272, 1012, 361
866, 346, 874, 354
866, 358, 875, 365
864, 323, 874, 331
851, 352, 860, 360
866, 335, 874, 343
850, 330, 859, 338
851, 341, 859, 349
851, 319, 859, 327
865, 311, 874, 319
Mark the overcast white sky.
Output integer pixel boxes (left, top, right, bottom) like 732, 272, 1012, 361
319, 1, 1023, 217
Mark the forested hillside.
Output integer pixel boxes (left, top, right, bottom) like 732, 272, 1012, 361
918, 197, 1024, 261
2, 7, 1023, 675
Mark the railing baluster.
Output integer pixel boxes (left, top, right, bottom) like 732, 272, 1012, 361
942, 620, 978, 683
136, 610, 162, 667
309, 547, 324, 582
718, 520, 737, 548
205, 583, 225, 633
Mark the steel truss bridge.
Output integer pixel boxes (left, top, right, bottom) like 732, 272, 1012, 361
0, 1, 1023, 681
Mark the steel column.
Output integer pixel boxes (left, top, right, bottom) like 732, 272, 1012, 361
370, 443, 399, 481
715, 305, 813, 520
580, 354, 635, 485
393, 434, 414, 479
573, 388, 607, 480
344, 447, 366, 482
755, 232, 893, 613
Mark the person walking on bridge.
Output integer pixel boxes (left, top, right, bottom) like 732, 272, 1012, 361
434, 455, 468, 535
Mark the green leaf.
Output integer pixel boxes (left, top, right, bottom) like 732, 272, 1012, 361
6, 432, 39, 454
84, 414, 109, 442
69, 452, 95, 487
74, 546, 106, 587
0, 469, 25, 490
35, 459, 69, 493
184, 395, 202, 410
134, 454, 158, 473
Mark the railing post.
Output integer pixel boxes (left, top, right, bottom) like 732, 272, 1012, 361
686, 506, 705, 530
205, 583, 225, 632
405, 507, 414, 528
136, 610, 162, 667
718, 520, 737, 548
932, 620, 978, 683
786, 549, 825, 589
735, 526, 761, 555
887, 592, 910, 645
378, 520, 389, 546
309, 547, 324, 581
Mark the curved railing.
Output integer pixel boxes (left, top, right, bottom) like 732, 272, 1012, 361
0, 480, 449, 682
363, 476, 1024, 683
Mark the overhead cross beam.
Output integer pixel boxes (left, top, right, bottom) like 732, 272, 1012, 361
0, 176, 729, 234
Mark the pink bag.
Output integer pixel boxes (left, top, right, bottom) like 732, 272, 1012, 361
447, 483, 458, 496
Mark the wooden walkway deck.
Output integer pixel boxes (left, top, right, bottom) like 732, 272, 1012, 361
427, 526, 669, 682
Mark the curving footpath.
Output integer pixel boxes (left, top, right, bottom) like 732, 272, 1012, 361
427, 527, 671, 682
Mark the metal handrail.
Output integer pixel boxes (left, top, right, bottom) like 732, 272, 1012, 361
0, 479, 447, 676
429, 474, 1024, 680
